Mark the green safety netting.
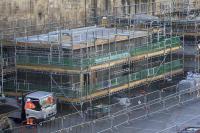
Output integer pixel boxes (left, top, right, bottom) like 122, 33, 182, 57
16, 37, 181, 68
9, 59, 183, 98
72, 59, 183, 98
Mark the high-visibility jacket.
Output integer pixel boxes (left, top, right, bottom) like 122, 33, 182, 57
25, 101, 36, 110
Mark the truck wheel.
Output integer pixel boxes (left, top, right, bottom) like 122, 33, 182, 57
39, 122, 43, 126
50, 116, 55, 120
26, 118, 37, 126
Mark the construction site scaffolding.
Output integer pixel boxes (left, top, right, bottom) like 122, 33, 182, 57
0, 27, 16, 97
169, 0, 200, 72
0, 1, 186, 110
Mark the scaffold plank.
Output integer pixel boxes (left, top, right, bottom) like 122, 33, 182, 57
17, 65, 81, 74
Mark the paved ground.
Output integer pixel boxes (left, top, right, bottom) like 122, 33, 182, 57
37, 94, 200, 133
115, 99, 200, 133
8, 99, 200, 133
6, 89, 200, 133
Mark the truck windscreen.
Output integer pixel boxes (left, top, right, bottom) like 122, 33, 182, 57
25, 98, 42, 111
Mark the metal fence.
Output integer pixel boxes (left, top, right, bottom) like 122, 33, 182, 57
4, 85, 200, 133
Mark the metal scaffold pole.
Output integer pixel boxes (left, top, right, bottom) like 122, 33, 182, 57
0, 33, 3, 97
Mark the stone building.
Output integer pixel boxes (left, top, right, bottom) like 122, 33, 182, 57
0, 0, 163, 29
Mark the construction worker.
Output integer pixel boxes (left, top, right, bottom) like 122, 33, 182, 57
47, 96, 54, 104
24, 99, 35, 125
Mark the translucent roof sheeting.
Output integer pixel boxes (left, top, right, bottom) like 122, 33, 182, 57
15, 26, 147, 47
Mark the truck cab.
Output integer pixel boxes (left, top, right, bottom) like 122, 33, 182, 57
178, 127, 200, 133
24, 91, 57, 123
